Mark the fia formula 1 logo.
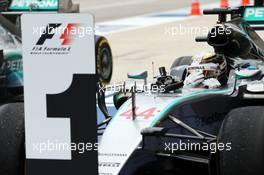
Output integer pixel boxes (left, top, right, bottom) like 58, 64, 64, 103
36, 23, 79, 46
31, 23, 87, 55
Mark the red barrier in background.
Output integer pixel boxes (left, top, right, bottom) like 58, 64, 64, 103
220, 0, 229, 8
241, 0, 250, 6
191, 0, 201, 15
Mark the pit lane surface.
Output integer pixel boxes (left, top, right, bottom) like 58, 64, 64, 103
73, 0, 217, 22
73, 0, 257, 82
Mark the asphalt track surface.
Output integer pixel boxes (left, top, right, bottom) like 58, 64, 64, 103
73, 0, 260, 82
73, 0, 217, 22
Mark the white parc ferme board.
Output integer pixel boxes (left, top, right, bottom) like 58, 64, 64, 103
22, 14, 98, 175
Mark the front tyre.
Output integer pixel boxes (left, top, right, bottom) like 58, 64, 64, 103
217, 106, 264, 175
95, 36, 113, 85
0, 103, 25, 175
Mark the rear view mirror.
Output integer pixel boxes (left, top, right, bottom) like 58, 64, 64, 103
127, 71, 148, 85
235, 68, 261, 79
247, 83, 264, 93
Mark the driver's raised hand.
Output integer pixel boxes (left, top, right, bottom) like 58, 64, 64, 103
184, 71, 205, 88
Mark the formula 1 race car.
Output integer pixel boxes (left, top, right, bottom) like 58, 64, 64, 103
0, 0, 113, 100
0, 1, 113, 174
97, 4, 264, 175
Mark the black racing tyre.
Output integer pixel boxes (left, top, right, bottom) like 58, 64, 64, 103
170, 56, 193, 69
0, 103, 25, 175
120, 150, 175, 175
95, 36, 113, 85
217, 106, 264, 175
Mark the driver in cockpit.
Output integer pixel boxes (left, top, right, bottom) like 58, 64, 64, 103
184, 52, 229, 89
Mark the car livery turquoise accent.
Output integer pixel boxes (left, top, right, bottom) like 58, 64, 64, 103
9, 0, 58, 11
1, 51, 23, 87
127, 71, 148, 80
128, 74, 145, 79
244, 7, 264, 22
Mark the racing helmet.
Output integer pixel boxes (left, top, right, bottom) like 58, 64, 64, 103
187, 53, 228, 85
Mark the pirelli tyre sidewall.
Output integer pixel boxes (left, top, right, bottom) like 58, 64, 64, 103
217, 106, 264, 175
0, 103, 25, 175
95, 36, 113, 85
